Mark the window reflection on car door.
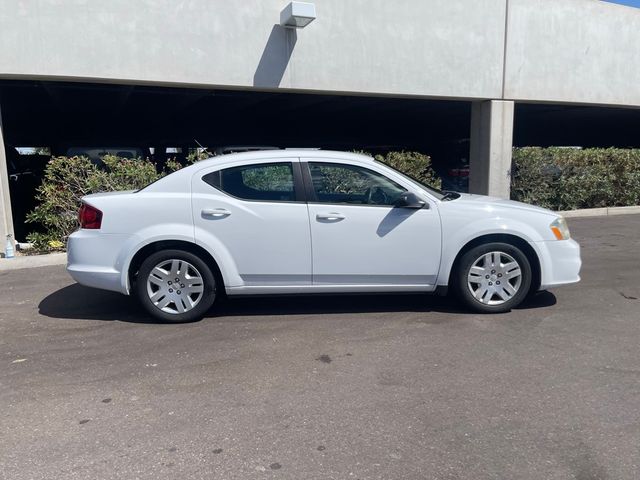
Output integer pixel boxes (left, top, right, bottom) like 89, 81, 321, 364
304, 160, 442, 287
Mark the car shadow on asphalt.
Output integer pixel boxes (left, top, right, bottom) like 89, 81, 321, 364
38, 284, 557, 323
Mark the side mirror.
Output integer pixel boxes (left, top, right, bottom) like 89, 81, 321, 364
395, 192, 427, 209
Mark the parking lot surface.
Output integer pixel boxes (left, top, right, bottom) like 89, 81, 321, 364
1, 215, 639, 480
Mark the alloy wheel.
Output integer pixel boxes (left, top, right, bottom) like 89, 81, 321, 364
467, 251, 522, 306
146, 259, 205, 314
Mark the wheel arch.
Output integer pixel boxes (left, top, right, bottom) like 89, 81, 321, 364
446, 233, 541, 293
127, 240, 225, 294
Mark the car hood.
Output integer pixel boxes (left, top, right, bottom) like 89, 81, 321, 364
449, 193, 558, 217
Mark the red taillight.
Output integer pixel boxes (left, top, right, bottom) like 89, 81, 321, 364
79, 203, 103, 229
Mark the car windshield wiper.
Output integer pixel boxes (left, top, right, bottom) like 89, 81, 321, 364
441, 191, 461, 201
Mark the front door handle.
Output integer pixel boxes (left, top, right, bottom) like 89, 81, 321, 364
202, 208, 231, 218
316, 212, 346, 221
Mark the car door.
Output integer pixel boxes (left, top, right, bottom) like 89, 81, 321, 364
192, 159, 312, 287
303, 159, 442, 287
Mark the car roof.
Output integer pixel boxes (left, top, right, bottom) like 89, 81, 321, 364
143, 150, 376, 193
197, 149, 374, 168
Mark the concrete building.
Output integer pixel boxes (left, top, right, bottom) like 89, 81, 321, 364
1, 0, 640, 246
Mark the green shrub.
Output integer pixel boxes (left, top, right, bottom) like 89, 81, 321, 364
373, 151, 442, 190
26, 155, 167, 251
511, 147, 640, 210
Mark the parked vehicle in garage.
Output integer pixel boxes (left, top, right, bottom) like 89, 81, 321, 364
66, 150, 581, 322
64, 147, 147, 167
212, 145, 279, 156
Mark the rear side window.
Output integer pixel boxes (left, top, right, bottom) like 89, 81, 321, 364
203, 162, 296, 202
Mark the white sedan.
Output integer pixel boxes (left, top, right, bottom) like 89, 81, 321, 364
67, 150, 581, 322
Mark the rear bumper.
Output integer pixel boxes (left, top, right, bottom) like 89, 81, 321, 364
535, 238, 582, 290
66, 230, 133, 294
67, 266, 123, 293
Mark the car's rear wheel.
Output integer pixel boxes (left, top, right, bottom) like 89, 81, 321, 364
135, 249, 216, 323
453, 242, 531, 313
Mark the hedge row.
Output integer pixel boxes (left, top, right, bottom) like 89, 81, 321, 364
26, 155, 191, 251
511, 147, 640, 211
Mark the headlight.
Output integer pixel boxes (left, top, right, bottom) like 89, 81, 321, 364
550, 217, 571, 240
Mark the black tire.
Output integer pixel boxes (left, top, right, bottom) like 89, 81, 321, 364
135, 249, 216, 323
453, 242, 532, 313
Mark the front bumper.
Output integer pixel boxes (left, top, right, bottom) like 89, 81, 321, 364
67, 230, 133, 294
535, 238, 582, 290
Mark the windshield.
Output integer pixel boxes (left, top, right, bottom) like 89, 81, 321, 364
375, 160, 446, 200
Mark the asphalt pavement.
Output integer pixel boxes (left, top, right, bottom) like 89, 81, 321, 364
1, 215, 639, 480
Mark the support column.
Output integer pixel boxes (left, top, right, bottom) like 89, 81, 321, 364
469, 100, 514, 198
0, 103, 15, 256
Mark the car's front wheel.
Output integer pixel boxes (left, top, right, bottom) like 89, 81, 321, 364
454, 242, 532, 313
135, 249, 216, 323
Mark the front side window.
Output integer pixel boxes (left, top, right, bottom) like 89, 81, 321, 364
203, 162, 296, 202
308, 162, 407, 206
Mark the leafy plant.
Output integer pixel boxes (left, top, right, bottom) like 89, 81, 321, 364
26, 155, 169, 251
511, 147, 640, 210
374, 151, 442, 190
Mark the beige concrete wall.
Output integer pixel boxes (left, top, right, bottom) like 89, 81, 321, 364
2, 0, 639, 106
0, 0, 507, 99
287, 0, 507, 98
505, 0, 640, 107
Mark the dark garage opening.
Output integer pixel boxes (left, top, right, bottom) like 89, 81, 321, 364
514, 103, 640, 148
0, 80, 473, 153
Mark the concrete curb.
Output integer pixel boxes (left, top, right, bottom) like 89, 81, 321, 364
559, 206, 640, 218
0, 252, 67, 271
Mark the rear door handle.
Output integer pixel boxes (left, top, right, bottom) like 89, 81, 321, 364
316, 212, 345, 221
202, 208, 231, 218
